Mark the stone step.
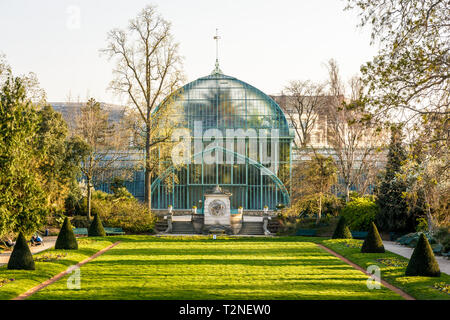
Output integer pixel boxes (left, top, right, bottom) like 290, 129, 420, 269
172, 222, 196, 234
239, 222, 264, 235
155, 220, 168, 232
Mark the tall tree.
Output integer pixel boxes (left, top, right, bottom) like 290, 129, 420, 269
102, 5, 184, 211
326, 59, 384, 201
294, 151, 338, 224
35, 105, 88, 215
281, 80, 328, 149
75, 98, 128, 219
0, 77, 46, 237
376, 126, 415, 232
346, 0, 449, 229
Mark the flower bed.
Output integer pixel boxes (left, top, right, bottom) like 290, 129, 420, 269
0, 278, 15, 288
432, 282, 449, 295
339, 239, 363, 249
376, 258, 408, 268
35, 253, 67, 262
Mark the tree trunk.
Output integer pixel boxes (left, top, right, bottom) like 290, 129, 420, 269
87, 178, 92, 221
426, 199, 434, 233
345, 184, 350, 202
144, 127, 152, 213
316, 193, 322, 225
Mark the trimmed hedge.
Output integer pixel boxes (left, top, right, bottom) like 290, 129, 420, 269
88, 214, 106, 237
7, 232, 35, 270
55, 217, 78, 250
332, 216, 352, 239
405, 233, 440, 277
361, 222, 385, 253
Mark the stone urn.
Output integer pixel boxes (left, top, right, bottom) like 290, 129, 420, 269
230, 212, 243, 235
192, 214, 204, 234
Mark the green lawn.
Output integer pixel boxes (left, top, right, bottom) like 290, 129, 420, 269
322, 239, 450, 300
0, 238, 115, 300
16, 236, 402, 300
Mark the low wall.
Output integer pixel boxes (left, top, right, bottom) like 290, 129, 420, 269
153, 209, 276, 218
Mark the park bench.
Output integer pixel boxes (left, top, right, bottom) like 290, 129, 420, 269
296, 229, 317, 237
351, 231, 368, 239
73, 228, 88, 236
104, 227, 125, 235
72, 227, 125, 236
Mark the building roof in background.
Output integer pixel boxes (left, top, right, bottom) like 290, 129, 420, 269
50, 102, 127, 129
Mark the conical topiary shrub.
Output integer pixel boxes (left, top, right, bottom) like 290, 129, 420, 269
405, 233, 440, 277
361, 222, 385, 253
88, 213, 106, 237
7, 232, 35, 270
332, 216, 353, 239
55, 217, 78, 250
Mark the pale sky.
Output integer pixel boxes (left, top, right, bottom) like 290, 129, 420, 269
0, 0, 378, 105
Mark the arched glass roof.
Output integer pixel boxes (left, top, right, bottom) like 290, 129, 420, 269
163, 72, 291, 136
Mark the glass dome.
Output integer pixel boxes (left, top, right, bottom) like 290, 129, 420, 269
167, 73, 291, 135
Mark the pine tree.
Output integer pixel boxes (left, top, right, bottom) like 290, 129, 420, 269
361, 222, 385, 253
88, 213, 106, 237
375, 126, 411, 232
55, 217, 78, 250
7, 232, 35, 270
405, 233, 440, 277
332, 216, 353, 239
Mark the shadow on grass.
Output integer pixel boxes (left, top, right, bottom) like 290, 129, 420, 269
105, 247, 331, 257
100, 235, 326, 243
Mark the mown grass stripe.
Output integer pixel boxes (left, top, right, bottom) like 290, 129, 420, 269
317, 243, 415, 300
12, 241, 121, 300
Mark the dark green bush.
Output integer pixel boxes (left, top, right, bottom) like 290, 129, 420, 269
55, 217, 78, 250
332, 216, 352, 239
361, 222, 385, 253
405, 233, 440, 277
79, 190, 155, 234
71, 215, 90, 228
7, 232, 35, 270
341, 196, 378, 231
88, 214, 106, 237
435, 226, 450, 252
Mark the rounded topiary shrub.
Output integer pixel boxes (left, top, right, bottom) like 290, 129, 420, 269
405, 233, 440, 277
332, 216, 352, 239
88, 214, 106, 237
341, 196, 378, 231
7, 232, 35, 270
55, 217, 78, 250
361, 222, 385, 253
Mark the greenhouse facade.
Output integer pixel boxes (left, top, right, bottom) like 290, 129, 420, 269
149, 71, 294, 212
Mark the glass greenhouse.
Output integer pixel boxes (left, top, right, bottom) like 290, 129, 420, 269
96, 71, 294, 212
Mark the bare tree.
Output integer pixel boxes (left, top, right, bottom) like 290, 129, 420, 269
102, 5, 184, 211
326, 59, 385, 202
281, 80, 328, 149
75, 98, 130, 219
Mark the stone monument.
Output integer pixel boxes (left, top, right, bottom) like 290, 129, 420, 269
203, 185, 232, 234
